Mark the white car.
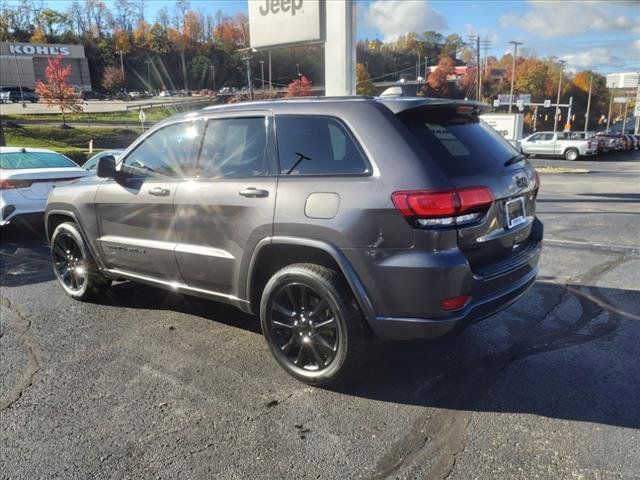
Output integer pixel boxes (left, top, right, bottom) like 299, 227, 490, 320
0, 147, 90, 226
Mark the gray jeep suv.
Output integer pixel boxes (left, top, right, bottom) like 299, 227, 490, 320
45, 97, 542, 385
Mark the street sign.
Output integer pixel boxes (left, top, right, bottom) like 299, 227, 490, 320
498, 93, 531, 105
493, 99, 500, 107
480, 113, 524, 141
613, 96, 630, 104
543, 99, 551, 108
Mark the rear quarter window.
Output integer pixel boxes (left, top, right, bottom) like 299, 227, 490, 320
275, 116, 369, 176
399, 109, 520, 177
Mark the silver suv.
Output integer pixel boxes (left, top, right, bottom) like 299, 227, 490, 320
45, 97, 543, 385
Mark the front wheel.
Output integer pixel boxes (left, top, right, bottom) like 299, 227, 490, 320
50, 222, 111, 300
260, 263, 370, 386
564, 148, 579, 161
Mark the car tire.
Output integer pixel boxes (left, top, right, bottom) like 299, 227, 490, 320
260, 263, 370, 386
50, 222, 111, 300
564, 148, 579, 161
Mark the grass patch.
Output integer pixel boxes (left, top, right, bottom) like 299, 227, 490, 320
4, 125, 141, 165
2, 104, 204, 124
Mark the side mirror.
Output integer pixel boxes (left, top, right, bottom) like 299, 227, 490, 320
96, 155, 117, 178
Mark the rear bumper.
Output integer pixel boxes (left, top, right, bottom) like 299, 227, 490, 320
371, 265, 538, 340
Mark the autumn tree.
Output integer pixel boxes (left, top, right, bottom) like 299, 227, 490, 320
29, 27, 47, 44
132, 19, 152, 49
427, 56, 456, 97
285, 75, 313, 98
35, 54, 82, 127
101, 66, 125, 95
356, 63, 376, 96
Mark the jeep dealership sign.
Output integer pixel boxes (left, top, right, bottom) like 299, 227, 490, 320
480, 113, 524, 141
249, 0, 322, 49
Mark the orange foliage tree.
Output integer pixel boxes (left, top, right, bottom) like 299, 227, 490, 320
285, 75, 313, 98
35, 54, 82, 127
427, 56, 455, 97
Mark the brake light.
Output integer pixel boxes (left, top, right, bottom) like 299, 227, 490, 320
391, 186, 493, 228
0, 179, 34, 190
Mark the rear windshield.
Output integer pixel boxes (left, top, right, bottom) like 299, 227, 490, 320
399, 108, 519, 177
0, 151, 77, 170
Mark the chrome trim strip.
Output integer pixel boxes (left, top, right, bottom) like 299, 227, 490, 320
99, 235, 234, 259
104, 268, 248, 305
174, 243, 234, 259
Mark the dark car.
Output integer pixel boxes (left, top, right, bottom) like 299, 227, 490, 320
44, 97, 542, 385
82, 91, 110, 101
8, 90, 39, 103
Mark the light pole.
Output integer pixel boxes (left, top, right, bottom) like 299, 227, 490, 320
210, 64, 216, 91
553, 60, 566, 132
259, 60, 265, 90
508, 41, 522, 113
268, 51, 272, 90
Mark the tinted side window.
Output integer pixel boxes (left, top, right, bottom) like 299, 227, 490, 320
122, 121, 201, 178
276, 116, 368, 175
196, 117, 268, 178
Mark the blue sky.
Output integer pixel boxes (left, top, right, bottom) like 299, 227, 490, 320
13, 0, 640, 73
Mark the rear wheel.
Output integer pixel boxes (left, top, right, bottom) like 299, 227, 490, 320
564, 148, 579, 161
260, 263, 370, 386
51, 222, 111, 300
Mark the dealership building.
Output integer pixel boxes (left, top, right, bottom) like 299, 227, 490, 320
0, 42, 92, 91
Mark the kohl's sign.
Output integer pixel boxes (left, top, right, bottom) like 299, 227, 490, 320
9, 44, 71, 56
249, 0, 321, 49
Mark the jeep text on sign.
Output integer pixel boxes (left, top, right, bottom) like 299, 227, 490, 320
249, 0, 322, 49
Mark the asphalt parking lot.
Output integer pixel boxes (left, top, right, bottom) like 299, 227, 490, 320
1, 150, 639, 479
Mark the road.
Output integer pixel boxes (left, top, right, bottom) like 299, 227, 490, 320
1, 151, 639, 479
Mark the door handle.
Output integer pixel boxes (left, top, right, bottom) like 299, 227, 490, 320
148, 187, 170, 196
239, 187, 269, 198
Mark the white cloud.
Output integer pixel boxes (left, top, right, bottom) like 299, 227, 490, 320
500, 1, 636, 37
560, 47, 625, 70
364, 0, 447, 43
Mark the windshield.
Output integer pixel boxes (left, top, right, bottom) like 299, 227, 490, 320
399, 108, 520, 177
0, 151, 77, 170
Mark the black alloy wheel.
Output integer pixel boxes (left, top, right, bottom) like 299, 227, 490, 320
267, 283, 340, 372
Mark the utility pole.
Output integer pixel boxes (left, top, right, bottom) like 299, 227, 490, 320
145, 60, 152, 88
117, 50, 125, 77
508, 41, 523, 113
533, 105, 538, 132
268, 51, 272, 90
606, 90, 614, 133
622, 101, 629, 133
210, 64, 216, 90
476, 36, 481, 101
259, 60, 265, 89
553, 59, 566, 132
566, 96, 573, 131
424, 56, 428, 80
417, 51, 421, 80
584, 74, 593, 133
243, 51, 253, 100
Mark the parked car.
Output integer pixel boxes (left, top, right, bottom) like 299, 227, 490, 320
7, 90, 39, 103
1, 147, 90, 226
83, 149, 124, 172
45, 97, 542, 385
521, 131, 598, 160
82, 91, 110, 101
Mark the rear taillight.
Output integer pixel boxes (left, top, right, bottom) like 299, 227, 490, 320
0, 179, 34, 190
391, 186, 493, 228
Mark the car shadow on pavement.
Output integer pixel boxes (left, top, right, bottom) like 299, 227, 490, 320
0, 222, 53, 287
337, 280, 640, 430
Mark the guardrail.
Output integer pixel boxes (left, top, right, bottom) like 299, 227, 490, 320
124, 98, 217, 111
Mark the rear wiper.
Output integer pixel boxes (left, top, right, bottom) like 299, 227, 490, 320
504, 154, 525, 167
286, 152, 313, 174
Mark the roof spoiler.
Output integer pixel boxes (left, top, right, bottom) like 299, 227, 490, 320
376, 97, 491, 115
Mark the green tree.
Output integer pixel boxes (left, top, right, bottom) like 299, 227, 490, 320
356, 63, 376, 96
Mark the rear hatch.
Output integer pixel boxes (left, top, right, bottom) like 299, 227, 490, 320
397, 104, 541, 277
